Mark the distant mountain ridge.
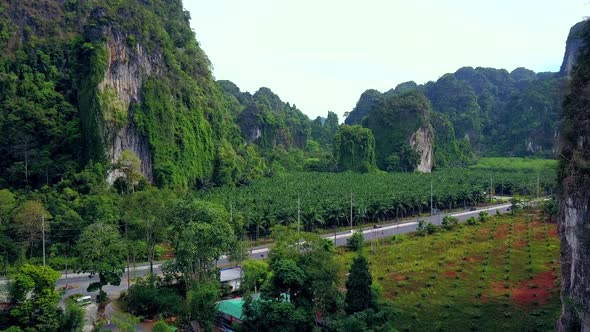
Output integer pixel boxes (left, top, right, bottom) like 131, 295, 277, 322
0, 0, 584, 190
346, 66, 565, 159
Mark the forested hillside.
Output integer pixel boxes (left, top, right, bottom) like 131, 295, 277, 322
0, 0, 567, 188
0, 0, 279, 190
346, 67, 565, 158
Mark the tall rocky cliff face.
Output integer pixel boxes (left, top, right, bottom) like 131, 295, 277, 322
558, 19, 590, 332
561, 21, 586, 76
409, 126, 434, 173
0, 0, 258, 189
96, 25, 161, 183
361, 90, 439, 172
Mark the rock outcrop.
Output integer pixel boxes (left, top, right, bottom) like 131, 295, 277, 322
561, 21, 586, 76
219, 83, 311, 150
409, 126, 434, 173
99, 28, 161, 182
558, 19, 590, 332
351, 88, 462, 172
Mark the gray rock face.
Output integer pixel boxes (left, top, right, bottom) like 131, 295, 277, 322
558, 19, 590, 332
98, 28, 163, 183
558, 196, 590, 332
561, 21, 586, 76
409, 125, 433, 173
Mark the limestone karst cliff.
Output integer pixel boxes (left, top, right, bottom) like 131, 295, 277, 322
409, 126, 434, 173
558, 19, 590, 332
218, 82, 311, 151
93, 16, 160, 182
560, 21, 586, 76
350, 88, 466, 172
0, 0, 267, 188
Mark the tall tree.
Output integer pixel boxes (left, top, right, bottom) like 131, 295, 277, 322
241, 259, 271, 293
344, 254, 372, 314
124, 189, 175, 274
113, 150, 143, 195
188, 281, 219, 332
0, 189, 16, 224
8, 264, 61, 331
12, 201, 50, 258
166, 199, 235, 291
0, 189, 18, 264
76, 223, 126, 302
243, 227, 340, 331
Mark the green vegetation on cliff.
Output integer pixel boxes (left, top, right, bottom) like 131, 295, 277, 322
346, 67, 565, 160
333, 125, 377, 173
347, 89, 470, 171
362, 91, 430, 171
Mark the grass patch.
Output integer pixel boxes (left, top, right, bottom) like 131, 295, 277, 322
335, 209, 560, 331
470, 157, 557, 172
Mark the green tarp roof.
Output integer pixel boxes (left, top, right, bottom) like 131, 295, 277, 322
217, 293, 288, 321
217, 298, 244, 320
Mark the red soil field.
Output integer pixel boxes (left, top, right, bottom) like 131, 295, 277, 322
494, 223, 511, 239
511, 271, 557, 306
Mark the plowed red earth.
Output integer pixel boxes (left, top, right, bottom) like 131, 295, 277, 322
511, 271, 557, 306
494, 224, 510, 239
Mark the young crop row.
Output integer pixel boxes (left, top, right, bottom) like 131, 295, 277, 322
199, 169, 555, 237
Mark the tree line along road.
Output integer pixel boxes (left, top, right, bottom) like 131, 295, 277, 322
0, 201, 516, 301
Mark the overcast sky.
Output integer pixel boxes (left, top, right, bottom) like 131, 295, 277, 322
184, 0, 587, 120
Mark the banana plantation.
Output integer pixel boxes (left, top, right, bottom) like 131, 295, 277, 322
199, 169, 555, 237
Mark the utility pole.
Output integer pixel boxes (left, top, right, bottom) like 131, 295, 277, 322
430, 181, 433, 216
537, 173, 541, 201
125, 221, 130, 288
333, 226, 337, 243
42, 215, 46, 267
297, 195, 301, 249
65, 253, 69, 289
490, 177, 493, 205
297, 195, 301, 236
350, 192, 353, 232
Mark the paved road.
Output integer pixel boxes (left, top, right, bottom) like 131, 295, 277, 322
248, 202, 512, 257
1, 201, 513, 301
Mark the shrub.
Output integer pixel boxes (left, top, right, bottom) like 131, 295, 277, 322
479, 211, 489, 222
153, 320, 175, 332
397, 281, 409, 287
441, 216, 459, 230
122, 276, 182, 318
466, 217, 478, 225
154, 244, 165, 260
416, 220, 426, 236
417, 220, 437, 235
347, 231, 364, 252
425, 222, 437, 235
